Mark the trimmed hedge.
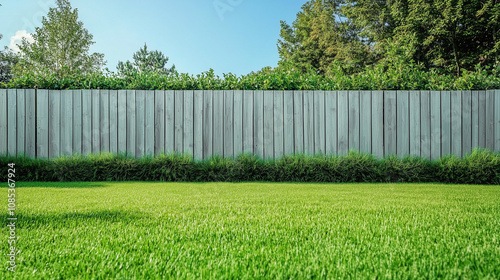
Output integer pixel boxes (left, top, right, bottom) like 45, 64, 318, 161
1, 149, 499, 184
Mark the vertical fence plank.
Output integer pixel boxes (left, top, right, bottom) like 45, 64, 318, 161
372, 91, 384, 158
314, 91, 325, 154
25, 89, 36, 157
384, 91, 397, 156
100, 90, 110, 153
82, 90, 92, 155
0, 90, 6, 155
409, 90, 421, 157
7, 89, 17, 156
135, 90, 145, 158
183, 90, 194, 157
283, 91, 294, 156
224, 91, 234, 158
293, 91, 304, 155
274, 90, 284, 159
117, 90, 127, 154
338, 91, 349, 156
430, 91, 441, 160
495, 90, 500, 153
145, 91, 155, 157
397, 91, 409, 157
420, 91, 431, 160
360, 91, 371, 154
72, 90, 82, 155
471, 91, 479, 149
213, 90, 224, 157
60, 90, 73, 156
37, 90, 49, 158
16, 90, 25, 156
203, 90, 213, 159
462, 91, 472, 156
154, 90, 165, 155
325, 91, 337, 156
441, 91, 451, 156
243, 90, 253, 155
233, 90, 243, 157
478, 91, 486, 148
194, 90, 204, 160
109, 90, 118, 155
303, 91, 314, 155
49, 90, 60, 157
165, 90, 175, 155
486, 90, 495, 151
174, 90, 184, 154
126, 90, 136, 158
348, 91, 360, 153
254, 90, 264, 158
264, 91, 274, 159
451, 91, 462, 157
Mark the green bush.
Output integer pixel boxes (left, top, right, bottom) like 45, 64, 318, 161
1, 149, 499, 184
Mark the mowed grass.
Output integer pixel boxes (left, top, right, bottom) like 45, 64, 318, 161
2, 182, 500, 279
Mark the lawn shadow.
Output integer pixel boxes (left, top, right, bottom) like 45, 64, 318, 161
14, 182, 112, 188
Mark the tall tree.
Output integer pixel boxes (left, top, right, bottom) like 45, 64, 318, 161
15, 0, 105, 78
117, 44, 176, 77
0, 45, 19, 83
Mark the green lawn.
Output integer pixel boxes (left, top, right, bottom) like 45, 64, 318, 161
2, 182, 500, 279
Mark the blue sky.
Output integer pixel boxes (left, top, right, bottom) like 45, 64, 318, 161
0, 0, 306, 76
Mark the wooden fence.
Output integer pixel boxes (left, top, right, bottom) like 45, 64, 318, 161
0, 89, 499, 159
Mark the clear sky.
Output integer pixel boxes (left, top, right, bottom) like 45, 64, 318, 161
0, 0, 306, 76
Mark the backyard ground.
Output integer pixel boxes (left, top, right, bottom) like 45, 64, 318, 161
2, 182, 500, 279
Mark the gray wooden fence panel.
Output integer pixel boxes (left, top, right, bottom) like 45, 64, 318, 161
224, 91, 234, 158
233, 90, 243, 157
81, 90, 92, 155
348, 91, 360, 152
410, 91, 421, 157
253, 91, 264, 158
462, 91, 472, 155
314, 91, 325, 154
420, 91, 431, 160
154, 91, 165, 155
243, 91, 253, 155
194, 90, 204, 160
7, 89, 17, 156
430, 91, 441, 160
0, 90, 6, 155
109, 90, 118, 154
16, 90, 25, 156
72, 90, 82, 155
117, 90, 127, 154
486, 90, 495, 151
145, 91, 155, 157
174, 90, 184, 154
384, 91, 397, 156
126, 90, 136, 158
471, 91, 479, 149
49, 90, 61, 158
274, 91, 284, 158
478, 91, 486, 148
283, 91, 294, 155
213, 90, 224, 157
165, 90, 175, 154
338, 91, 349, 155
25, 89, 36, 157
304, 91, 314, 155
264, 91, 274, 159
372, 91, 384, 158
183, 90, 194, 157
441, 91, 451, 157
359, 91, 371, 154
37, 90, 49, 158
135, 90, 145, 158
496, 90, 500, 152
397, 91, 409, 157
451, 91, 462, 157
100, 90, 110, 152
60, 90, 73, 156
293, 91, 304, 154
203, 90, 213, 159
325, 91, 338, 155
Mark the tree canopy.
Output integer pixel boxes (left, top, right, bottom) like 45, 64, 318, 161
117, 44, 176, 77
